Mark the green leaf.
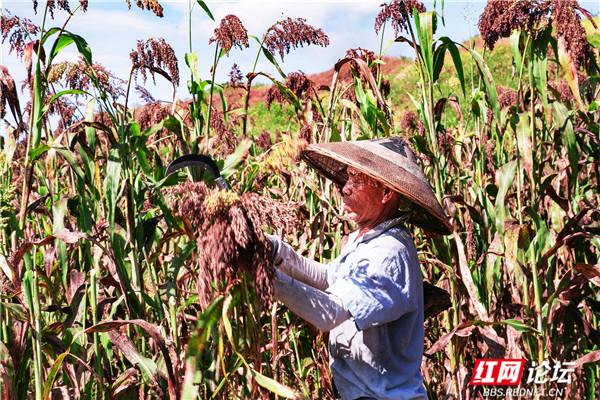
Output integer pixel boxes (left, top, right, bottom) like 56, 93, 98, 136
214, 84, 229, 126
185, 52, 200, 82
143, 120, 165, 139
221, 294, 234, 346
84, 98, 97, 149
196, 0, 214, 21
435, 37, 465, 96
52, 198, 69, 287
40, 27, 62, 45
509, 30, 523, 79
467, 48, 500, 126
51, 34, 76, 59
263, 46, 287, 79
552, 102, 578, 193
498, 319, 538, 334
531, 28, 550, 110
2, 302, 27, 321
564, 121, 578, 194
251, 369, 298, 399
29, 144, 50, 161
195, 296, 224, 353
497, 161, 517, 202
22, 270, 34, 315
109, 331, 158, 383
82, 121, 118, 146
413, 11, 435, 81
104, 149, 122, 235
557, 37, 584, 110
128, 122, 141, 138
42, 89, 88, 116
515, 113, 533, 185
222, 139, 251, 178
43, 353, 70, 400
250, 35, 287, 79
48, 30, 93, 65
136, 148, 152, 177
494, 160, 517, 236
55, 146, 86, 181
162, 115, 181, 135
587, 33, 600, 50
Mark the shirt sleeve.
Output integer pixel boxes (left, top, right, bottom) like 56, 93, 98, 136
273, 239, 328, 290
273, 270, 351, 332
326, 244, 421, 331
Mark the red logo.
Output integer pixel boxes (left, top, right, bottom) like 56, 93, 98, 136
470, 359, 525, 386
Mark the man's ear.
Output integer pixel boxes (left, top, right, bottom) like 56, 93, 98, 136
381, 188, 394, 204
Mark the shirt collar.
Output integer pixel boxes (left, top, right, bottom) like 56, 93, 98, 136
344, 214, 409, 255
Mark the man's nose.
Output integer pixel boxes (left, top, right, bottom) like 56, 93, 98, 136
342, 182, 351, 196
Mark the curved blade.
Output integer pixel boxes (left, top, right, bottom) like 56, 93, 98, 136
165, 154, 230, 190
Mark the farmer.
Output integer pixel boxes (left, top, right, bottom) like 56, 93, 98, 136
267, 136, 451, 400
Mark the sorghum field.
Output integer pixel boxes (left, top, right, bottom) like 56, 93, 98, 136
1, 0, 599, 399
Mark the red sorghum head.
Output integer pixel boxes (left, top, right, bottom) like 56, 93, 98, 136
1, 11, 40, 58
166, 182, 301, 309
263, 17, 329, 61
130, 37, 179, 86
374, 0, 426, 36
124, 0, 164, 17
210, 15, 249, 54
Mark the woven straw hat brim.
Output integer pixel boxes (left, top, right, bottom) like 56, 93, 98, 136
301, 138, 452, 235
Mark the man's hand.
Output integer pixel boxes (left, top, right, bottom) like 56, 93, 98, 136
263, 233, 328, 290
265, 234, 283, 265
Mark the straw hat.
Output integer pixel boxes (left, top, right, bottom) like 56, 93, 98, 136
301, 136, 452, 235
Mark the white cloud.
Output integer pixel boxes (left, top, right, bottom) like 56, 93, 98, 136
69, 9, 168, 35
3, 0, 598, 111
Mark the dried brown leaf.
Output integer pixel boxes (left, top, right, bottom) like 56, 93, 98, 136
425, 322, 476, 356
575, 350, 600, 369
574, 263, 600, 287
88, 320, 177, 399
453, 231, 489, 321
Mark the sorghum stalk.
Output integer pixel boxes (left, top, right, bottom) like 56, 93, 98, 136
513, 32, 531, 227
406, 12, 443, 198
122, 68, 135, 127
376, 21, 386, 87
90, 266, 106, 399
15, 4, 49, 393
23, 249, 43, 400
125, 172, 144, 315
18, 4, 49, 229
205, 44, 220, 151
144, 248, 164, 320
187, 0, 201, 149
0, 300, 5, 345
526, 36, 544, 364
168, 288, 179, 348
242, 39, 266, 138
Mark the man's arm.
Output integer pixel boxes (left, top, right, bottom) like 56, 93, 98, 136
274, 270, 350, 332
267, 235, 328, 290
326, 241, 421, 331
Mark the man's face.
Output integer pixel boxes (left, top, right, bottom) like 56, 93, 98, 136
341, 167, 387, 227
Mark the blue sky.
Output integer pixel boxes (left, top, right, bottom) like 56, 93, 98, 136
2, 0, 599, 108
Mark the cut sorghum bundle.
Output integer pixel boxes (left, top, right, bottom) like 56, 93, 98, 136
166, 182, 300, 308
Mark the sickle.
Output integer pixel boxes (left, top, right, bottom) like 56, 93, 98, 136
165, 154, 230, 190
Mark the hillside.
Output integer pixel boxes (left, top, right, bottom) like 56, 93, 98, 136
243, 36, 517, 137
